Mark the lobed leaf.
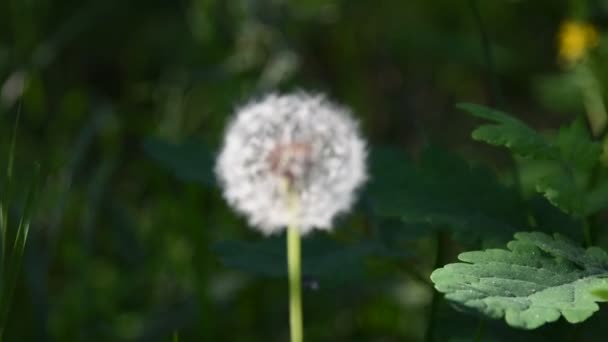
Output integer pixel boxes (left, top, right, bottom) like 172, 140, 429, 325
535, 169, 585, 216
554, 118, 601, 171
143, 138, 215, 187
213, 233, 387, 287
462, 104, 603, 215
368, 146, 524, 243
431, 232, 608, 329
532, 120, 600, 216
458, 103, 557, 159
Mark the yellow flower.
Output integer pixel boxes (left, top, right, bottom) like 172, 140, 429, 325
558, 20, 599, 64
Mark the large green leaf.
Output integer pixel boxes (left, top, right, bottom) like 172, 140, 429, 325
431, 232, 608, 330
368, 146, 524, 242
213, 233, 390, 287
458, 103, 557, 159
143, 138, 215, 187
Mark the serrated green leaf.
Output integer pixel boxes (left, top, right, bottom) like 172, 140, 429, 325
554, 118, 601, 171
431, 232, 608, 330
143, 138, 215, 187
368, 146, 524, 242
213, 233, 387, 286
462, 103, 602, 215
535, 169, 585, 216
458, 103, 557, 159
532, 118, 601, 215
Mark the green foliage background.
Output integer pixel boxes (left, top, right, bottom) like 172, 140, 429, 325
2, 0, 608, 341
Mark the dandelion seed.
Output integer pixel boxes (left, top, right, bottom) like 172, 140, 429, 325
215, 92, 367, 235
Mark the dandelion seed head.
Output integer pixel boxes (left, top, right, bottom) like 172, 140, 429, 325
215, 92, 367, 235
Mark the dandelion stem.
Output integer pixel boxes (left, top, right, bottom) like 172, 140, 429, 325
287, 223, 303, 342
286, 183, 303, 342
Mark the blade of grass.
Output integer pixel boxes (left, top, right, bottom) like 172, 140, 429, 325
0, 164, 38, 340
1, 81, 24, 267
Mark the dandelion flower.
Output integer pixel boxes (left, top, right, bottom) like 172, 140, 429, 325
215, 92, 367, 235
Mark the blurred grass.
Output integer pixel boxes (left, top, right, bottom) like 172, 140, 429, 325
1, 0, 608, 341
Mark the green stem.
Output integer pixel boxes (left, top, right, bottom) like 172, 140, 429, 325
1, 95, 23, 266
469, 0, 525, 196
425, 287, 440, 342
577, 63, 607, 138
582, 219, 593, 247
425, 233, 447, 342
582, 145, 602, 248
469, 0, 503, 107
284, 179, 303, 342
397, 262, 434, 289
474, 319, 485, 342
287, 221, 303, 342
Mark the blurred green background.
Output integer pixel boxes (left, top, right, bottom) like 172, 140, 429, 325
2, 0, 608, 341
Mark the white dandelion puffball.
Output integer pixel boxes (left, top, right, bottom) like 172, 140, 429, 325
215, 92, 367, 235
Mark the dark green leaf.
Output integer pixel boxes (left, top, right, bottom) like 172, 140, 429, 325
213, 233, 386, 286
534, 73, 583, 113
143, 138, 215, 187
368, 146, 524, 242
527, 196, 582, 242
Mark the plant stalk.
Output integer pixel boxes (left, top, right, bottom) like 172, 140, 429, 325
474, 318, 485, 342
425, 232, 447, 342
286, 182, 303, 342
577, 64, 607, 138
469, 0, 503, 107
287, 223, 303, 342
